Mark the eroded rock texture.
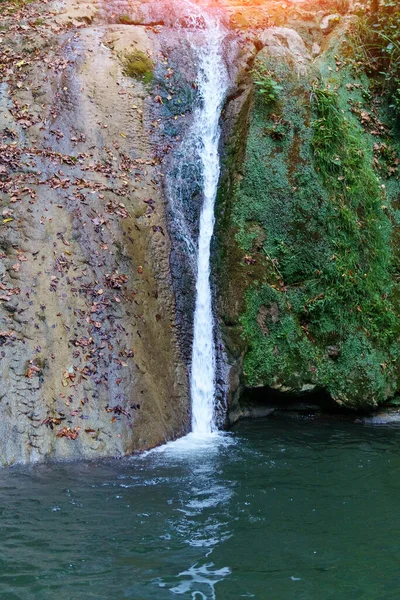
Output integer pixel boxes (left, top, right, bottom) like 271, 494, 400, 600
0, 0, 191, 464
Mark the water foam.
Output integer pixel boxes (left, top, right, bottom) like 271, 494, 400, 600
187, 8, 229, 436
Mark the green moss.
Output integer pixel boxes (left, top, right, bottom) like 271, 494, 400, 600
122, 50, 153, 84
117, 14, 136, 25
220, 46, 400, 408
0, 0, 32, 5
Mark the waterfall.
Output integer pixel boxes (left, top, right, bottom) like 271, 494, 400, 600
187, 9, 229, 436
162, 2, 229, 445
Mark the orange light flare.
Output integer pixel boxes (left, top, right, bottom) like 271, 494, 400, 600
181, 0, 320, 7
108, 0, 346, 33
165, 0, 335, 27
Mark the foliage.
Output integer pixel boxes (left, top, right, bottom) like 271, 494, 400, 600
223, 52, 400, 407
252, 64, 282, 104
0, 0, 32, 9
352, 0, 400, 114
122, 50, 153, 84
310, 83, 398, 350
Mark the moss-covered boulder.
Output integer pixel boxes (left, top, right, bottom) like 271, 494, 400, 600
217, 18, 400, 410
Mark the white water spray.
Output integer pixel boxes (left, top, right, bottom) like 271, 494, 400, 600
188, 10, 229, 436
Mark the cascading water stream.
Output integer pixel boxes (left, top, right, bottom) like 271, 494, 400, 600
186, 8, 229, 437
160, 2, 230, 450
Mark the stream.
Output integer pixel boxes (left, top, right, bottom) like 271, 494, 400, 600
187, 8, 228, 435
1, 419, 400, 599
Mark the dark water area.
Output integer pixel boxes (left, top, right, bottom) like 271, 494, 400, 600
1, 419, 400, 599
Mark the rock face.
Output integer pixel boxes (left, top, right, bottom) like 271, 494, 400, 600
258, 27, 311, 76
1, 0, 399, 463
0, 0, 191, 465
216, 4, 400, 415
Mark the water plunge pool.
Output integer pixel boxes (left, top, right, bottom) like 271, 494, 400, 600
1, 419, 399, 599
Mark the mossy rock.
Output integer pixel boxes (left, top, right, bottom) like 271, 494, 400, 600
117, 14, 136, 25
122, 50, 153, 84
218, 29, 400, 409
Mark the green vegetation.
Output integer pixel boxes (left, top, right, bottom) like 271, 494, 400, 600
353, 0, 400, 114
220, 44, 400, 407
310, 85, 393, 340
117, 14, 136, 25
0, 0, 32, 7
252, 64, 282, 104
122, 50, 153, 84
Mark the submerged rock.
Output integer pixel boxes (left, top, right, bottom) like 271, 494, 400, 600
357, 410, 400, 426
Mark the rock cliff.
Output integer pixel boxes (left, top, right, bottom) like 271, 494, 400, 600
0, 0, 191, 464
216, 0, 400, 417
1, 0, 399, 463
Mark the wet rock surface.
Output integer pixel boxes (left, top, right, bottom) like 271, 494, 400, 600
0, 0, 191, 465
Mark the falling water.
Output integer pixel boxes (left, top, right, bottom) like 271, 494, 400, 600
188, 9, 229, 436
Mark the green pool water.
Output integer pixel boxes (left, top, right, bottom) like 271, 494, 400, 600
1, 418, 400, 599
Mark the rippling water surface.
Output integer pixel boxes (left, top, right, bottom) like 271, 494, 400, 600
2, 419, 400, 599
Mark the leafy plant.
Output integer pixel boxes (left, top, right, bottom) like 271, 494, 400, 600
252, 67, 282, 104
352, 0, 400, 114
